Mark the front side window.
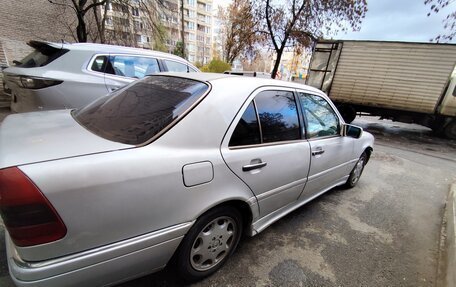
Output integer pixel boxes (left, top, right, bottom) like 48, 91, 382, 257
105, 55, 160, 78
298, 93, 339, 138
73, 76, 209, 145
229, 90, 300, 147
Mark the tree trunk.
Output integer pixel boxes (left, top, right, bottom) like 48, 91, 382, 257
180, 0, 185, 59
76, 12, 88, 42
271, 47, 284, 79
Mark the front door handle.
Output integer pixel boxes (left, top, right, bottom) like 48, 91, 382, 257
312, 150, 325, 156
242, 162, 267, 172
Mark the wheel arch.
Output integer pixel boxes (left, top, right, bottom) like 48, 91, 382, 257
194, 198, 256, 237
364, 146, 373, 163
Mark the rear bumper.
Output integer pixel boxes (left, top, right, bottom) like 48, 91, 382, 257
7, 222, 193, 287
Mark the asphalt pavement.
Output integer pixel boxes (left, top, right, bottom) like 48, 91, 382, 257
0, 113, 455, 287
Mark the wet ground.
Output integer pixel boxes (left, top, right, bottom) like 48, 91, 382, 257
0, 113, 455, 287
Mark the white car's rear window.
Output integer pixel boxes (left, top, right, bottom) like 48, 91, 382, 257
73, 76, 209, 145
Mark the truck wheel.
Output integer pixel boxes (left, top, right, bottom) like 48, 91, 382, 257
444, 120, 456, 139
337, 105, 356, 123
175, 206, 243, 282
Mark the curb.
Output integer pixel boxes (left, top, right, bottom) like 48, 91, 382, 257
446, 183, 456, 287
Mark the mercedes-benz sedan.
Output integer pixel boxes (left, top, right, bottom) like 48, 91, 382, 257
0, 73, 373, 286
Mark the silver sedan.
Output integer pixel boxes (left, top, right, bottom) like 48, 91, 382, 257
0, 73, 374, 286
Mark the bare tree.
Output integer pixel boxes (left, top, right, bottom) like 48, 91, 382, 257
254, 0, 367, 78
50, 0, 169, 48
426, 0, 456, 42
48, 0, 108, 42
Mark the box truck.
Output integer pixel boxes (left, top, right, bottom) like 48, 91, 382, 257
306, 40, 456, 139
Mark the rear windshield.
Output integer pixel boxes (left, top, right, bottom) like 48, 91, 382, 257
73, 76, 209, 145
14, 43, 68, 68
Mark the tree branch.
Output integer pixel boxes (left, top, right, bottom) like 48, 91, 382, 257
265, 0, 279, 52
47, 0, 77, 12
84, 0, 107, 13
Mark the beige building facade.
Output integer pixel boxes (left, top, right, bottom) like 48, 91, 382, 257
162, 0, 214, 64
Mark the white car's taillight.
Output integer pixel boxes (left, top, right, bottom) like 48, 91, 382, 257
0, 167, 67, 246
19, 76, 63, 89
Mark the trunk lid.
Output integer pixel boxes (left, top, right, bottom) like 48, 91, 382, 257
0, 110, 133, 169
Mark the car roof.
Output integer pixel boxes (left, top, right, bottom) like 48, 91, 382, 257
37, 41, 190, 62
157, 72, 325, 95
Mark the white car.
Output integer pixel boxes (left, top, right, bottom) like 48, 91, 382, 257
2, 41, 199, 112
0, 73, 373, 286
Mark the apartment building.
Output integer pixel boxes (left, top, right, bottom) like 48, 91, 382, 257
102, 0, 156, 49
162, 0, 214, 64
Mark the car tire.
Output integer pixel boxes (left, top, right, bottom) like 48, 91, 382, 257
175, 206, 243, 282
344, 152, 367, 188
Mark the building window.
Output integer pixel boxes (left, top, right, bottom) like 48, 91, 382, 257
132, 7, 139, 16
186, 21, 195, 30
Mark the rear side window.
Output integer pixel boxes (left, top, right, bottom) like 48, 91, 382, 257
14, 43, 68, 68
91, 56, 108, 72
229, 102, 261, 146
105, 55, 160, 78
229, 90, 301, 147
164, 60, 197, 72
73, 76, 209, 145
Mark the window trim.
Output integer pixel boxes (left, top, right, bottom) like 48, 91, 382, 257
225, 86, 304, 150
86, 53, 199, 78
295, 89, 344, 141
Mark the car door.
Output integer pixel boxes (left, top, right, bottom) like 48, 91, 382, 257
104, 55, 161, 92
221, 88, 311, 217
296, 91, 355, 200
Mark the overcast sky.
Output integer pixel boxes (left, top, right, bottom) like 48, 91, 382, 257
213, 0, 456, 43
335, 0, 456, 43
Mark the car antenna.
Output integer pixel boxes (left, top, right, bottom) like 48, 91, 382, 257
187, 62, 189, 73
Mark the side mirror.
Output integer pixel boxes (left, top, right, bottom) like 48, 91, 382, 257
343, 124, 363, 138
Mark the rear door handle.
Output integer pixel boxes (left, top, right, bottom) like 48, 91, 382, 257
242, 162, 267, 172
312, 150, 325, 156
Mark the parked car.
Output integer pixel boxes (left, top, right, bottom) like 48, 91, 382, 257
2, 41, 199, 113
0, 73, 374, 287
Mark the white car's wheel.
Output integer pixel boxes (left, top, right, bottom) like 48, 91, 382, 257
345, 152, 367, 188
176, 206, 242, 281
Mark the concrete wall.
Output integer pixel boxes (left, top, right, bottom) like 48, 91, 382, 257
0, 0, 80, 104
0, 0, 79, 62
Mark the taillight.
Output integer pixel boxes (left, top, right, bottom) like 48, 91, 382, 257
18, 76, 63, 89
0, 167, 66, 247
